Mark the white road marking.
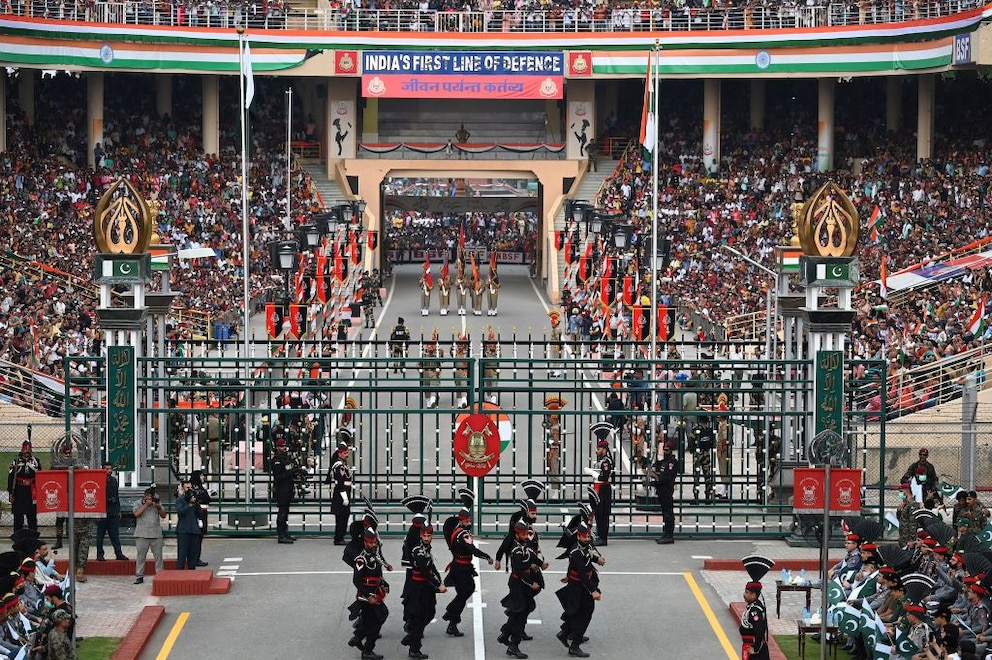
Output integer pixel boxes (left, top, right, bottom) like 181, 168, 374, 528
527, 619, 542, 625
219, 565, 239, 571
472, 556, 486, 660
691, 555, 714, 560
223, 557, 243, 562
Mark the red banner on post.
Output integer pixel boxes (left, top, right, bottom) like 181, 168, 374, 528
453, 413, 501, 477
793, 467, 862, 513
36, 469, 107, 517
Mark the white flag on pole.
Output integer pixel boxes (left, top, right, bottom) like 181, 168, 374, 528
242, 39, 255, 109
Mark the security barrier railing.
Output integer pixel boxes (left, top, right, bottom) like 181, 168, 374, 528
59, 349, 900, 542
4, 1, 981, 33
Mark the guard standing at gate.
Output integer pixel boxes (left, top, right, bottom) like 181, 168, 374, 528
653, 440, 680, 545
590, 422, 615, 546
271, 438, 297, 544
327, 442, 354, 545
442, 488, 493, 637
482, 327, 499, 404
348, 528, 390, 660
7, 441, 40, 531
690, 416, 716, 504
390, 317, 411, 373
549, 309, 564, 378
453, 332, 470, 409
401, 522, 447, 660
739, 555, 774, 660
420, 330, 443, 409
555, 521, 603, 658
498, 519, 541, 659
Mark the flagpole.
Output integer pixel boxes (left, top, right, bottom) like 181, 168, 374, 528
649, 41, 660, 366
238, 24, 252, 504
286, 87, 292, 231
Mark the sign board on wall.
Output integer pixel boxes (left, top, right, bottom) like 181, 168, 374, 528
361, 51, 564, 99
36, 469, 108, 518
327, 99, 356, 159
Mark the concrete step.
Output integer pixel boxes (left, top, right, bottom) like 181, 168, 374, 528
152, 569, 232, 596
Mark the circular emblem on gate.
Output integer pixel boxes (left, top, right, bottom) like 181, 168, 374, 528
453, 413, 501, 477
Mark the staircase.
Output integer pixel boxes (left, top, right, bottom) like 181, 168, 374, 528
304, 164, 348, 210
553, 162, 616, 301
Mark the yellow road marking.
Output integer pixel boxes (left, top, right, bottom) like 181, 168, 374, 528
684, 572, 738, 660
154, 611, 190, 660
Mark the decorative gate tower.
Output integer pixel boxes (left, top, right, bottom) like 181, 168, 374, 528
93, 179, 155, 485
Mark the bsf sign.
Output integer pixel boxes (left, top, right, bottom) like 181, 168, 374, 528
453, 413, 501, 477
35, 470, 107, 517
793, 468, 862, 514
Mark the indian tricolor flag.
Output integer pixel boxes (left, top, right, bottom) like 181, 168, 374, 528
968, 297, 986, 336
777, 247, 802, 273
868, 205, 883, 243
639, 49, 657, 155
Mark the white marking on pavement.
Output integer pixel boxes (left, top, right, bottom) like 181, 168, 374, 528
527, 619, 542, 625
223, 557, 243, 562
219, 565, 239, 571
691, 555, 713, 559
472, 556, 486, 660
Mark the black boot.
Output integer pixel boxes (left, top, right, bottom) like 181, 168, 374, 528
568, 643, 590, 658
505, 645, 528, 659
445, 623, 464, 637
656, 534, 674, 545
556, 631, 570, 648
408, 652, 428, 659
362, 652, 383, 660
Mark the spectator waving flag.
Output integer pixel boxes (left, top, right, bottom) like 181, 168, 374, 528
242, 39, 255, 109
967, 296, 986, 336
639, 49, 657, 155
868, 204, 883, 243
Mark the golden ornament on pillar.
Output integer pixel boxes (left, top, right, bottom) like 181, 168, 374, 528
93, 178, 154, 254
795, 181, 859, 257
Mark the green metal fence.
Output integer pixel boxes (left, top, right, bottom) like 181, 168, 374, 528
62, 345, 889, 540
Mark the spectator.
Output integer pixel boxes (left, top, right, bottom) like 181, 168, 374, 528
94, 461, 128, 562
175, 480, 203, 570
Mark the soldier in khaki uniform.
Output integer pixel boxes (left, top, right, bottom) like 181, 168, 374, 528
544, 396, 567, 493
471, 273, 484, 317
486, 256, 500, 316
453, 332, 471, 409
421, 330, 443, 409
482, 327, 499, 404
455, 260, 468, 316
438, 271, 451, 316
419, 267, 434, 316
549, 309, 564, 379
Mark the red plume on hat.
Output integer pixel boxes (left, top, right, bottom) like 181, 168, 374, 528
742, 555, 775, 594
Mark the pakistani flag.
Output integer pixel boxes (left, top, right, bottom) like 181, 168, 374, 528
892, 625, 920, 659
826, 577, 847, 614
859, 601, 893, 660
849, 574, 878, 602
838, 602, 861, 638
939, 481, 965, 501
979, 521, 992, 547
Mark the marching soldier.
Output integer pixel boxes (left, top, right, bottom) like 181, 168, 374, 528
471, 273, 484, 316
549, 309, 564, 379
348, 528, 390, 660
556, 489, 599, 559
421, 330, 443, 409
486, 256, 501, 316
555, 522, 604, 658
455, 261, 469, 316
401, 521, 447, 660
590, 422, 615, 546
498, 519, 541, 659
544, 397, 567, 492
327, 441, 354, 546
453, 332, 470, 409
690, 416, 716, 504
494, 482, 548, 643
739, 556, 774, 660
344, 505, 393, 571
362, 283, 376, 329
652, 440, 680, 545
419, 265, 434, 316
7, 440, 40, 531
438, 269, 451, 316
442, 488, 493, 637
482, 327, 499, 404
371, 268, 383, 306
390, 317, 411, 373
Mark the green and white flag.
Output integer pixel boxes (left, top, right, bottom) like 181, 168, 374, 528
939, 481, 965, 501
892, 625, 920, 659
849, 573, 878, 602
979, 521, 992, 547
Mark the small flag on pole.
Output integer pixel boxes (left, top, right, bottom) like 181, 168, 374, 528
868, 205, 883, 243
639, 50, 657, 155
967, 297, 986, 337
879, 256, 888, 300
242, 39, 255, 109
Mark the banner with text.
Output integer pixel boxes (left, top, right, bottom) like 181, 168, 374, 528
362, 51, 564, 99
389, 249, 526, 264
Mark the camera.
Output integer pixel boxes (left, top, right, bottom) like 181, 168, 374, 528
152, 496, 161, 504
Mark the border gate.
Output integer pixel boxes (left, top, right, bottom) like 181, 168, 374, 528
64, 340, 888, 540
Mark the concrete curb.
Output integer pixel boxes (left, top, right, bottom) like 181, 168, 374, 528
111, 605, 165, 660
730, 601, 788, 660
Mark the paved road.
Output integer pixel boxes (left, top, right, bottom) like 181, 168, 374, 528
139, 536, 746, 660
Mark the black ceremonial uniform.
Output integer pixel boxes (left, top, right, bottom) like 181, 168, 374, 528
556, 510, 593, 559
556, 542, 600, 648
593, 452, 614, 543
7, 451, 40, 531
270, 449, 296, 543
328, 456, 353, 544
348, 547, 389, 658
739, 599, 769, 660
401, 540, 444, 657
442, 518, 492, 631
495, 510, 546, 591
499, 537, 541, 651
652, 451, 680, 543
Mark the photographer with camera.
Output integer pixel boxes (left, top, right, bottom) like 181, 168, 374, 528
176, 480, 203, 570
132, 487, 166, 584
